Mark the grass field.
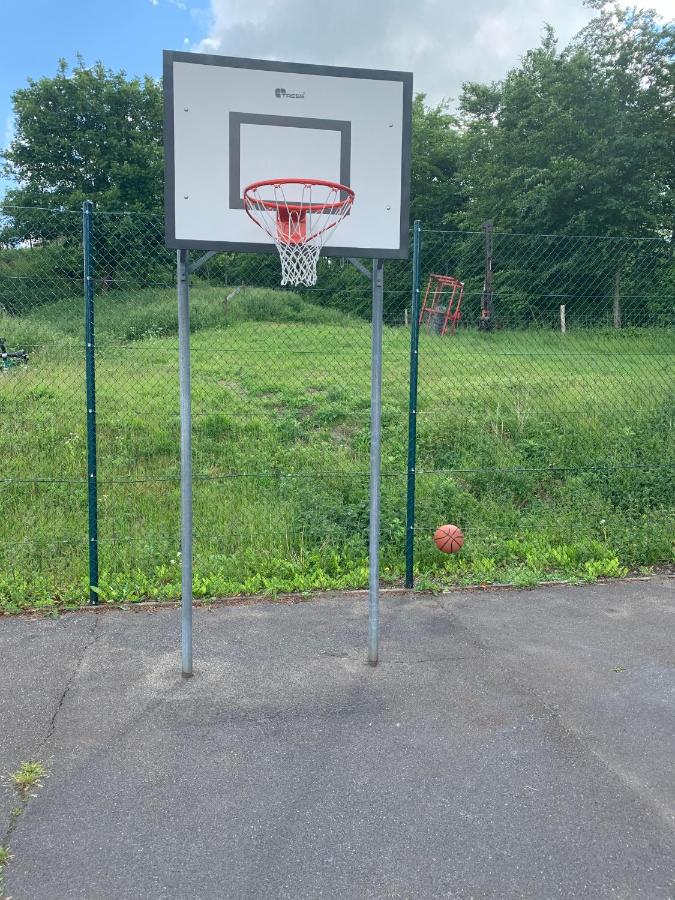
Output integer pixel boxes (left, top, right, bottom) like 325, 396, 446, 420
1, 283, 673, 611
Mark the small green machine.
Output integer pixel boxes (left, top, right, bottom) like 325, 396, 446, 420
0, 337, 29, 371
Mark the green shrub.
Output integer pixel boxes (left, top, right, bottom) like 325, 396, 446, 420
225, 288, 354, 325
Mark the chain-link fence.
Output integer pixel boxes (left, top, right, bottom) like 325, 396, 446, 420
1, 204, 413, 606
1, 206, 673, 609
92, 212, 413, 605
408, 225, 674, 585
0, 206, 86, 606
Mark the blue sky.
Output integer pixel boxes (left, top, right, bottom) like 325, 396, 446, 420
1, 0, 209, 197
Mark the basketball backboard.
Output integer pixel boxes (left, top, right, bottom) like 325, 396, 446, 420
164, 51, 412, 258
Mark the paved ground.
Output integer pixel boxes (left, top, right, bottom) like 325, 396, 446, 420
1, 577, 674, 899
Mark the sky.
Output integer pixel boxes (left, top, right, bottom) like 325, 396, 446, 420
1, 0, 673, 198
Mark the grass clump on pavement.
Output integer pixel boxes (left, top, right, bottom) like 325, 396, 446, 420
11, 763, 47, 797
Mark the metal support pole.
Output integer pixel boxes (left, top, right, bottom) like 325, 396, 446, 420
83, 200, 99, 606
405, 221, 422, 588
177, 250, 193, 677
368, 259, 384, 666
480, 220, 494, 330
613, 269, 622, 329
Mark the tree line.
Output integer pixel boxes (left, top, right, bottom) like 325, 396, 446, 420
0, 1, 673, 326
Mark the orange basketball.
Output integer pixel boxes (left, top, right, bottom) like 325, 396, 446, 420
433, 524, 464, 553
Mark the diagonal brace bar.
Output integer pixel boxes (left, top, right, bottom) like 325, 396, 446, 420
347, 257, 371, 280
188, 250, 218, 275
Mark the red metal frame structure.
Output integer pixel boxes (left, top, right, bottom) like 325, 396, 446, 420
419, 274, 464, 336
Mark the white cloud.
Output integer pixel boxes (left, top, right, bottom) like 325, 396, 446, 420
643, 0, 674, 15
192, 0, 673, 105
193, 0, 593, 104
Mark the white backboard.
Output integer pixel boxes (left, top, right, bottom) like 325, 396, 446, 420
164, 52, 412, 258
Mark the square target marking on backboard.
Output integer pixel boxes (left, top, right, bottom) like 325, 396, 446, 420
228, 113, 352, 210
164, 51, 412, 258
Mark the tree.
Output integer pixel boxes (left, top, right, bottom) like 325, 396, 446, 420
2, 57, 163, 214
571, 2, 674, 238
458, 6, 674, 238
410, 93, 464, 226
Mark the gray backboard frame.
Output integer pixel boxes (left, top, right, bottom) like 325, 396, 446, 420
163, 50, 413, 259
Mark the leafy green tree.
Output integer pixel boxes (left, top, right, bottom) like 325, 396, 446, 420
572, 1, 674, 238
2, 57, 162, 214
459, 6, 674, 238
410, 93, 464, 226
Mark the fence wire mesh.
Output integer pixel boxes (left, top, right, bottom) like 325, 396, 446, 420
0, 206, 673, 608
411, 227, 674, 584
91, 214, 415, 601
0, 206, 86, 604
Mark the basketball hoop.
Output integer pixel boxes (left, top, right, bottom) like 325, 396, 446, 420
243, 179, 355, 287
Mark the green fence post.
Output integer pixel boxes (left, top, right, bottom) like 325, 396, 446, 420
405, 221, 422, 588
83, 200, 99, 605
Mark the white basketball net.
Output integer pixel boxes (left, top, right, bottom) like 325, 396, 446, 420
243, 180, 354, 287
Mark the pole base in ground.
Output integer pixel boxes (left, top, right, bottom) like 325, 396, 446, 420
181, 670, 193, 679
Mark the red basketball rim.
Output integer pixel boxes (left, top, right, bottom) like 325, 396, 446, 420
243, 178, 355, 216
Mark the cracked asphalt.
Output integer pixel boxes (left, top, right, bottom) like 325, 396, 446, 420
1, 577, 674, 899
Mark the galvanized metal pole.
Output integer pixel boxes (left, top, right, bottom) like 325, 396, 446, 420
177, 250, 193, 677
83, 201, 99, 606
368, 259, 384, 666
480, 220, 494, 330
481, 220, 493, 313
405, 221, 422, 588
